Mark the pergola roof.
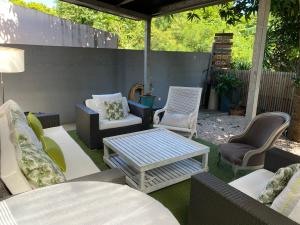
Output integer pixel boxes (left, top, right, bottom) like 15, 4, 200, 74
61, 0, 230, 20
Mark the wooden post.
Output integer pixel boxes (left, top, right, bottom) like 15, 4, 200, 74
144, 18, 152, 95
245, 0, 271, 122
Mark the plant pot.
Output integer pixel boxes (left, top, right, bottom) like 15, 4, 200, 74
229, 107, 246, 116
208, 88, 218, 110
219, 95, 231, 112
140, 95, 156, 108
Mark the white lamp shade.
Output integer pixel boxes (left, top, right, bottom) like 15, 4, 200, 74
0, 47, 24, 73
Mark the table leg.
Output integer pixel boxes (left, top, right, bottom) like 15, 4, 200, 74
202, 153, 209, 172
104, 145, 110, 159
139, 171, 145, 192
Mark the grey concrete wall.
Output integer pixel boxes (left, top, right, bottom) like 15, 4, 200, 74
1, 44, 210, 123
116, 50, 211, 106
0, 0, 118, 48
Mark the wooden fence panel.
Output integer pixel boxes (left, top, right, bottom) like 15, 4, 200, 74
231, 70, 296, 115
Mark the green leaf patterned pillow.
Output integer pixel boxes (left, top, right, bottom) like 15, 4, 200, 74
6, 100, 27, 127
258, 164, 300, 204
15, 133, 66, 188
104, 100, 125, 121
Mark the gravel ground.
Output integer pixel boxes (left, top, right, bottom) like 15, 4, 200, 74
197, 111, 300, 155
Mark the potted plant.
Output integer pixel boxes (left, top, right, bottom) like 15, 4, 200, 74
215, 72, 243, 112
288, 75, 300, 142
140, 87, 156, 108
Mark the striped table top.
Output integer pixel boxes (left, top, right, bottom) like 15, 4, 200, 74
104, 128, 209, 171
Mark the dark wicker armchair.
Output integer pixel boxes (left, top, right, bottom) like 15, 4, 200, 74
75, 100, 152, 149
218, 112, 290, 177
188, 148, 300, 225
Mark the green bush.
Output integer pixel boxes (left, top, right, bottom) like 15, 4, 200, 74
215, 72, 243, 96
293, 76, 300, 89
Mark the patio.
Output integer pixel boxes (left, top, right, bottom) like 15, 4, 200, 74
0, 0, 299, 224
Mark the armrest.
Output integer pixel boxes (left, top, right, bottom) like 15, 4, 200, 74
264, 147, 300, 172
188, 172, 298, 225
128, 100, 151, 129
153, 108, 165, 124
75, 104, 99, 149
69, 168, 126, 185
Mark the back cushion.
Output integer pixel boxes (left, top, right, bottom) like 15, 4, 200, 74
92, 93, 122, 120
243, 115, 285, 148
0, 115, 32, 194
85, 99, 98, 112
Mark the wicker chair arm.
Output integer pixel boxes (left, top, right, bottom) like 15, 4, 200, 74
128, 100, 151, 129
264, 148, 300, 172
153, 108, 166, 124
75, 104, 99, 149
188, 172, 298, 225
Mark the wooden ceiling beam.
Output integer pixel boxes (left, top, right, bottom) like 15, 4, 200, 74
61, 0, 149, 20
153, 0, 230, 17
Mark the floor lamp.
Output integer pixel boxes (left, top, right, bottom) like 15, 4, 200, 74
0, 47, 24, 104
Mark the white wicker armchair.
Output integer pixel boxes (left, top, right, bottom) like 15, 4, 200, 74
153, 86, 202, 138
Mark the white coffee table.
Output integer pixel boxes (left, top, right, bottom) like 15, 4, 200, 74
103, 128, 209, 193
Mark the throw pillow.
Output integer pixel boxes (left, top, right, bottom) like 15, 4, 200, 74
271, 170, 300, 216
41, 136, 66, 172
92, 93, 122, 120
122, 97, 130, 117
27, 112, 44, 140
12, 122, 43, 151
15, 133, 66, 188
160, 111, 190, 128
104, 100, 125, 121
258, 164, 300, 204
6, 100, 27, 127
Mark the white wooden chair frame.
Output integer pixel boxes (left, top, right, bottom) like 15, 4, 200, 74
153, 86, 202, 139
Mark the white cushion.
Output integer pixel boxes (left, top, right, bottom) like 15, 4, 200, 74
288, 199, 300, 223
85, 99, 98, 112
0, 114, 32, 194
99, 113, 142, 130
271, 170, 300, 216
229, 169, 274, 199
160, 111, 190, 128
92, 93, 122, 120
43, 126, 100, 180
122, 97, 130, 117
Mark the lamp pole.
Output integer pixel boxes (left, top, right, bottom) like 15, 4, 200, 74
0, 72, 4, 104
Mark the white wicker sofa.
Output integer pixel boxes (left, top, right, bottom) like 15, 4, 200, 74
0, 100, 124, 197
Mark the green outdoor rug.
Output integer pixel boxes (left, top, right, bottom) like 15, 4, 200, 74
68, 131, 237, 225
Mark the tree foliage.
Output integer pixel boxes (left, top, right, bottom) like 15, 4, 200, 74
219, 0, 300, 72
10, 0, 256, 66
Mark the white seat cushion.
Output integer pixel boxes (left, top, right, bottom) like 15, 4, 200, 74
160, 111, 190, 129
229, 169, 274, 199
43, 126, 100, 180
99, 113, 142, 130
